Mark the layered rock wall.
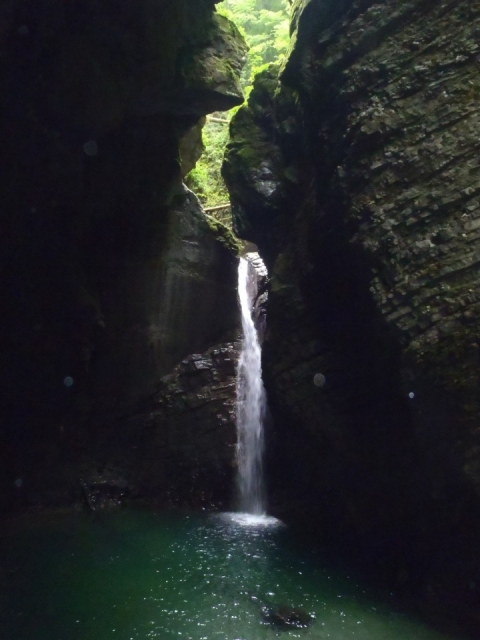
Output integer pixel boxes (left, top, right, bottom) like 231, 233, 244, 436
0, 0, 246, 510
224, 0, 480, 624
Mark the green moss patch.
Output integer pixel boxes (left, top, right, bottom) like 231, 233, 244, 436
205, 214, 241, 255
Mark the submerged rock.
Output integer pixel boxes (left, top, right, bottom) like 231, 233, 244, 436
249, 593, 315, 631
261, 605, 315, 631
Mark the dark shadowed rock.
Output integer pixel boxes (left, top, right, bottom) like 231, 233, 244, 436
100, 341, 241, 509
0, 0, 246, 511
80, 474, 129, 511
223, 0, 480, 629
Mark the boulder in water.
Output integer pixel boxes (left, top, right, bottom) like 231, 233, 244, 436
260, 604, 315, 630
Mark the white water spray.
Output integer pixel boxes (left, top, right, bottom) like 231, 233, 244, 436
236, 256, 267, 515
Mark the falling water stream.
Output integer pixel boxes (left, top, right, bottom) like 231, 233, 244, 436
236, 256, 267, 515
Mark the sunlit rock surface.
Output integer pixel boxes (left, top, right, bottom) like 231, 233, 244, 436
0, 0, 246, 510
224, 0, 480, 628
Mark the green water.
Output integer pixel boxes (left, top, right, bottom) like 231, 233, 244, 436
0, 508, 465, 640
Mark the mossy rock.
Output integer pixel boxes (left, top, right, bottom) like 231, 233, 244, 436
205, 214, 241, 256
180, 14, 247, 113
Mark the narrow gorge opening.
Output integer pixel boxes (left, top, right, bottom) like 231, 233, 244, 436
1, 0, 479, 638
185, 0, 290, 229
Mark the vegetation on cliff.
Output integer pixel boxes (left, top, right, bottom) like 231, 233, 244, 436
218, 0, 290, 91
186, 0, 290, 225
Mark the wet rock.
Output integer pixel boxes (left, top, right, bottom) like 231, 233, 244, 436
224, 0, 480, 629
261, 605, 315, 631
244, 252, 268, 338
80, 473, 129, 511
103, 341, 241, 509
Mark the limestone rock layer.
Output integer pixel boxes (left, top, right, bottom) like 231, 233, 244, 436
224, 0, 480, 624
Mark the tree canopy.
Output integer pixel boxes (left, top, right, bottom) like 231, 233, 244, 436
218, 0, 290, 90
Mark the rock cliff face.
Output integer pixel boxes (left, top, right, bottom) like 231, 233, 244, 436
79, 340, 240, 511
224, 0, 480, 624
0, 0, 246, 510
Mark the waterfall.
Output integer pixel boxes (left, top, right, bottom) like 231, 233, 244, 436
236, 256, 267, 515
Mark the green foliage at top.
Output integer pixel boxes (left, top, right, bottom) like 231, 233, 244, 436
186, 0, 290, 229
185, 116, 232, 225
218, 0, 290, 93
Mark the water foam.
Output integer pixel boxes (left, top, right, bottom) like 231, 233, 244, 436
236, 257, 267, 515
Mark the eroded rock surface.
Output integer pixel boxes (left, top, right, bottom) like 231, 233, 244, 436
244, 252, 269, 339
0, 0, 246, 511
79, 341, 241, 510
224, 0, 480, 626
